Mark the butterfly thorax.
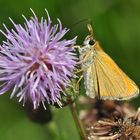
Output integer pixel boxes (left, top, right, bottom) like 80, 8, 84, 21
79, 43, 97, 69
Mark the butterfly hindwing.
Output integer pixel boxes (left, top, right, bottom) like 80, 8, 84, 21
84, 63, 98, 98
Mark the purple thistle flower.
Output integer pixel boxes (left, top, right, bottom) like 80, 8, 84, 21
0, 9, 77, 109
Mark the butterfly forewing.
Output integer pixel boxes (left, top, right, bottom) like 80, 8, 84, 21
92, 43, 139, 100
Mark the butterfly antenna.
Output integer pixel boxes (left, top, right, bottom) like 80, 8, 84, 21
87, 24, 93, 36
68, 18, 91, 28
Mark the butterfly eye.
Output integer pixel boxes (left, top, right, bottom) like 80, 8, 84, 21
89, 39, 96, 45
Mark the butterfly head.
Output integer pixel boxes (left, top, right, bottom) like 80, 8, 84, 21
79, 24, 96, 54
83, 24, 96, 46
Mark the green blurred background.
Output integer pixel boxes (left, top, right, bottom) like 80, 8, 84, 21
0, 0, 140, 140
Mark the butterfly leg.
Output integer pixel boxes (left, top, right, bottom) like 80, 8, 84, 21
72, 45, 81, 49
76, 75, 83, 90
75, 69, 84, 74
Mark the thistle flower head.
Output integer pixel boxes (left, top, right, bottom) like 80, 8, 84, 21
0, 9, 77, 109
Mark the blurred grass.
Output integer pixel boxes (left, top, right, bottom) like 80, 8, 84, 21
0, 0, 140, 139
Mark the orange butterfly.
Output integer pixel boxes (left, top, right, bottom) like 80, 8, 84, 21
75, 24, 139, 100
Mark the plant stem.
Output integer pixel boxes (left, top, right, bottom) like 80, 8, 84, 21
69, 102, 87, 140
